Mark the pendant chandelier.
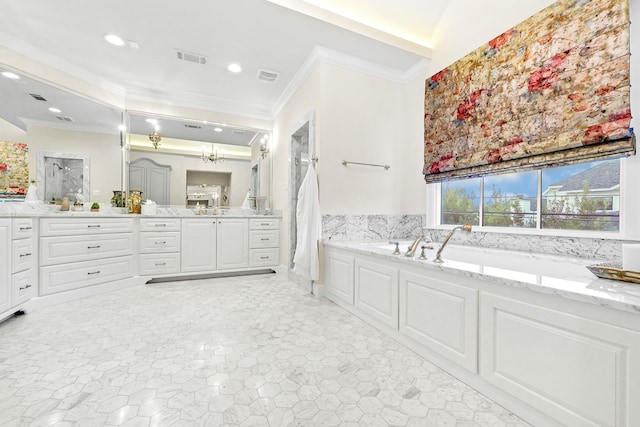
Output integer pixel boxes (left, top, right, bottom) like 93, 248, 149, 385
202, 143, 224, 164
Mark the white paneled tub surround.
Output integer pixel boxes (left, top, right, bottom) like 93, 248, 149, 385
323, 240, 640, 427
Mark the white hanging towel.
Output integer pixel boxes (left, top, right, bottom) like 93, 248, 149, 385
293, 166, 322, 280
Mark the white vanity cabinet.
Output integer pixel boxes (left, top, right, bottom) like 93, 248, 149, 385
0, 219, 11, 314
11, 218, 36, 307
0, 218, 36, 318
139, 218, 181, 276
39, 217, 134, 295
216, 218, 248, 270
248, 218, 280, 267
181, 218, 217, 272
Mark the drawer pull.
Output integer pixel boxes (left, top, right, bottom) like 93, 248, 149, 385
260, 256, 269, 260
260, 223, 270, 226
155, 241, 166, 245
155, 262, 167, 266
154, 223, 167, 227
19, 253, 32, 257
87, 245, 101, 249
19, 226, 33, 230
260, 238, 270, 241
87, 225, 101, 228
87, 270, 101, 275
19, 284, 32, 290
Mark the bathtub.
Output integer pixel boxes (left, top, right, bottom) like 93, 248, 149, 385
325, 239, 640, 306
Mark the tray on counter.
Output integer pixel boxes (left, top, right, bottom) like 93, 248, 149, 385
587, 262, 640, 284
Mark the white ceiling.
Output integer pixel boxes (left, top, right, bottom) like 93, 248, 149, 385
0, 0, 449, 144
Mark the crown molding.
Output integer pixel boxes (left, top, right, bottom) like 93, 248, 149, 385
272, 46, 428, 117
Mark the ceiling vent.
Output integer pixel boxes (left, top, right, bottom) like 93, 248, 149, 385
29, 93, 48, 101
257, 69, 279, 83
184, 124, 202, 129
176, 49, 207, 65
54, 115, 74, 123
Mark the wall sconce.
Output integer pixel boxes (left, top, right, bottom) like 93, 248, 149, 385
260, 136, 269, 159
202, 143, 224, 164
149, 125, 161, 149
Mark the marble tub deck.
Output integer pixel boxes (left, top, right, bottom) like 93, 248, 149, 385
325, 240, 640, 314
0, 271, 530, 426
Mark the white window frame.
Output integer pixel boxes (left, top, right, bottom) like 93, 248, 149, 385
426, 154, 640, 240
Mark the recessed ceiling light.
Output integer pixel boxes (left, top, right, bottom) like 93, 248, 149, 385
145, 118, 158, 125
214, 127, 223, 132
228, 63, 242, 73
48, 107, 62, 113
1, 71, 20, 79
104, 34, 125, 46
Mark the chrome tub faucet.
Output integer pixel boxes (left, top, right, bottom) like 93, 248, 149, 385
433, 224, 472, 263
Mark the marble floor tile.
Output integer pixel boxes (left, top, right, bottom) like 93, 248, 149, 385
0, 272, 532, 426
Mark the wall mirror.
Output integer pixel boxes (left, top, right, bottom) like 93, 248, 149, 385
126, 111, 272, 208
0, 65, 124, 205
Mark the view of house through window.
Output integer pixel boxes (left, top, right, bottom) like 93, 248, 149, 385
440, 159, 620, 232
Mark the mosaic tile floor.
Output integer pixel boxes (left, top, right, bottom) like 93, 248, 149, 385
0, 271, 532, 426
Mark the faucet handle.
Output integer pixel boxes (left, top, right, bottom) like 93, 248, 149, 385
388, 241, 400, 255
419, 245, 428, 260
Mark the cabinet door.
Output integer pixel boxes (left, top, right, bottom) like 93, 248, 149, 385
325, 249, 355, 305
354, 257, 398, 329
216, 218, 248, 270
181, 219, 217, 272
399, 270, 478, 372
0, 220, 10, 313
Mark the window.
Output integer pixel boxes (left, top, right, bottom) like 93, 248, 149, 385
440, 159, 620, 232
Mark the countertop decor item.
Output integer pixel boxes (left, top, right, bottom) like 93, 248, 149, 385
90, 202, 100, 212
587, 261, 640, 284
128, 190, 142, 214
60, 196, 70, 211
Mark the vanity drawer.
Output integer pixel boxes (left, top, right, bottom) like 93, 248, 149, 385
249, 248, 279, 267
249, 218, 279, 230
12, 238, 35, 273
249, 230, 279, 248
12, 269, 34, 306
139, 253, 181, 276
40, 217, 133, 236
40, 233, 133, 266
12, 218, 34, 239
139, 232, 181, 253
140, 218, 181, 232
39, 256, 134, 296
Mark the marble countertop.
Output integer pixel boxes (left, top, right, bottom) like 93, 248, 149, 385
0, 203, 281, 218
324, 240, 640, 314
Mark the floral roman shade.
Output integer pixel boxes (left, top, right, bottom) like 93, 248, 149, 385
423, 0, 634, 183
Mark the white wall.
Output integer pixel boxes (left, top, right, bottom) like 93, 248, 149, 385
27, 125, 122, 204
0, 118, 27, 143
